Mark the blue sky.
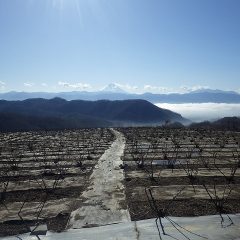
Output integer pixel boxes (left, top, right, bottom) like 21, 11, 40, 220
0, 0, 240, 93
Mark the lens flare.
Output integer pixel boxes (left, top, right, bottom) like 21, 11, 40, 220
49, 0, 103, 24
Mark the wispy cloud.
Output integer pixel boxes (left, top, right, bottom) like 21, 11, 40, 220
114, 83, 138, 92
142, 85, 210, 94
0, 81, 6, 90
179, 85, 209, 93
144, 85, 170, 93
24, 82, 34, 87
58, 81, 91, 90
41, 83, 48, 87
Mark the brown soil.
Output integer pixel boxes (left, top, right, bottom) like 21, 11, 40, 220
2, 186, 85, 203
0, 212, 70, 237
128, 199, 240, 221
124, 176, 240, 187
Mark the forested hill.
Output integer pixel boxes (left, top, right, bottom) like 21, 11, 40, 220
0, 98, 187, 132
190, 117, 240, 131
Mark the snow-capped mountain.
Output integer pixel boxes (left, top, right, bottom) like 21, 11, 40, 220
101, 83, 127, 93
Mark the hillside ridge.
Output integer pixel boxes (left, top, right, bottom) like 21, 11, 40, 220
0, 98, 186, 132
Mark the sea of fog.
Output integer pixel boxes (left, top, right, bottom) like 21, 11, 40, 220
155, 103, 240, 122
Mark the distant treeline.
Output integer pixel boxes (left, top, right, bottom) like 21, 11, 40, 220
0, 112, 111, 132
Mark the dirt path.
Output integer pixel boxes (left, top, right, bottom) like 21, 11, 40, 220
68, 129, 130, 229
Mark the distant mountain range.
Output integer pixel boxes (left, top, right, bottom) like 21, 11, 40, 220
0, 98, 187, 132
1, 87, 240, 103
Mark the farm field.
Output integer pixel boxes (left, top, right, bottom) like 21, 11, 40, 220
119, 127, 240, 224
0, 128, 115, 236
0, 127, 240, 238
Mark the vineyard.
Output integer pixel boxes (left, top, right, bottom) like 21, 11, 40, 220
0, 129, 114, 236
120, 127, 240, 236
0, 127, 240, 239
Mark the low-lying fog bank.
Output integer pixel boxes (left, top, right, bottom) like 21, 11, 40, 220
155, 103, 240, 122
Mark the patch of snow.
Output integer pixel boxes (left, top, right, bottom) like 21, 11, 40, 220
101, 83, 126, 93
2, 214, 240, 240
67, 129, 130, 228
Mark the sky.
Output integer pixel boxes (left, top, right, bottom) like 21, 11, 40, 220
0, 0, 240, 93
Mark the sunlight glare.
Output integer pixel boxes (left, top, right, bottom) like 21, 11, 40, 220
49, 0, 104, 25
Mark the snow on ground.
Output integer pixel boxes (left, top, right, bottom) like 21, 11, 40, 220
67, 129, 131, 228
2, 215, 240, 240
